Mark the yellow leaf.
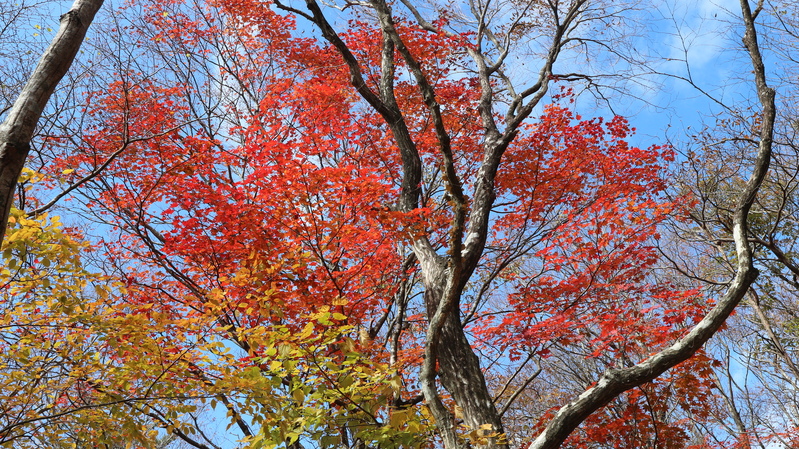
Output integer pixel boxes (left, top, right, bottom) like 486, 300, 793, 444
389, 409, 410, 429
454, 405, 463, 420
298, 321, 314, 339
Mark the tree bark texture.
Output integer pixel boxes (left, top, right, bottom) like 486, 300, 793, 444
0, 0, 103, 239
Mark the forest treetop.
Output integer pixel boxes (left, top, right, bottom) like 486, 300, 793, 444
0, 0, 796, 448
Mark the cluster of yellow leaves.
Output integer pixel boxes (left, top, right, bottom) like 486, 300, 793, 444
458, 423, 508, 447
0, 205, 155, 447
211, 307, 432, 449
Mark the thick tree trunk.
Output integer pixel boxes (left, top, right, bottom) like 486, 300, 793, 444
424, 268, 508, 449
438, 310, 507, 443
0, 0, 103, 239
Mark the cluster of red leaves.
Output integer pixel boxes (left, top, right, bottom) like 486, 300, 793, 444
476, 104, 701, 360
29, 1, 731, 446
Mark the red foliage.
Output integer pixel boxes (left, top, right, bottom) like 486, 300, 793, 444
32, 2, 720, 445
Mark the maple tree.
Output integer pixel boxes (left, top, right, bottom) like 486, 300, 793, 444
0, 0, 785, 447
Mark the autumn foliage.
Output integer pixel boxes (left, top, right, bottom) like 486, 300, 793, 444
0, 0, 777, 447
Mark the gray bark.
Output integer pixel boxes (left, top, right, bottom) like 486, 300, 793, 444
0, 0, 103, 239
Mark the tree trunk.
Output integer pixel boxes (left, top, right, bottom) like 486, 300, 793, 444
424, 267, 508, 449
0, 0, 103, 239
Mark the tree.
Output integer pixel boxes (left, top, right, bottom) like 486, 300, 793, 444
0, 0, 782, 448
650, 1, 799, 446
0, 0, 103, 240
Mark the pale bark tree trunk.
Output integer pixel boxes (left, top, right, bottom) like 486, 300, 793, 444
0, 0, 104, 239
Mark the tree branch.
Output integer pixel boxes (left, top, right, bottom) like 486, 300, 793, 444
0, 0, 104, 240
527, 0, 775, 445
